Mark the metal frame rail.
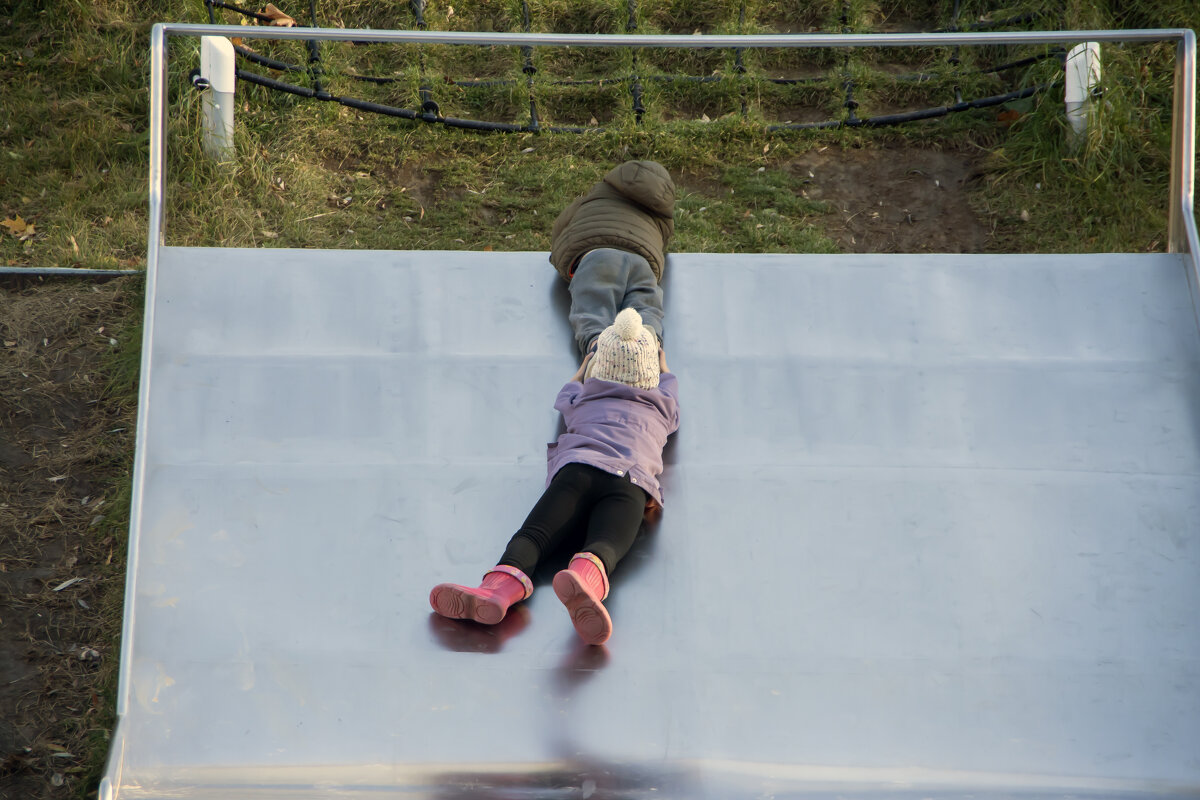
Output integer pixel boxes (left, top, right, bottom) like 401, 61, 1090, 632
128, 22, 1199, 728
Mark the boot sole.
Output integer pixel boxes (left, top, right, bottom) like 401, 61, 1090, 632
429, 584, 505, 625
552, 571, 612, 646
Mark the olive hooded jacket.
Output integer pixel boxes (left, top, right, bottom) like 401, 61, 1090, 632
549, 160, 676, 283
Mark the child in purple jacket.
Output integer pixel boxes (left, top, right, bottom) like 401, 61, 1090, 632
430, 308, 679, 645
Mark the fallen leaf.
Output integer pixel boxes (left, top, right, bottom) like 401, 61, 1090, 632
997, 109, 1022, 127
2, 216, 35, 240
261, 3, 296, 26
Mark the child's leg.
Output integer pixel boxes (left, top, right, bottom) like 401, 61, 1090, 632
568, 249, 631, 357
496, 463, 598, 576
579, 477, 648, 575
430, 463, 598, 625
552, 475, 647, 645
620, 254, 665, 347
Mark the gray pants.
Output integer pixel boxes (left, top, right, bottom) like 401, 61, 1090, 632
568, 248, 665, 356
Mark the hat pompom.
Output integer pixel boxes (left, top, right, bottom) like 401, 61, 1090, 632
612, 308, 644, 341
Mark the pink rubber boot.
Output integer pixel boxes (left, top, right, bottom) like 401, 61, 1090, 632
552, 553, 613, 645
429, 566, 533, 625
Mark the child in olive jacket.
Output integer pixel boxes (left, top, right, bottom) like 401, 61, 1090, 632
549, 160, 676, 356
430, 309, 679, 646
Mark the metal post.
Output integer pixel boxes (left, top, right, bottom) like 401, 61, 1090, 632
1168, 30, 1200, 335
200, 36, 237, 160
1168, 30, 1197, 256
148, 26, 168, 249
100, 25, 170, 800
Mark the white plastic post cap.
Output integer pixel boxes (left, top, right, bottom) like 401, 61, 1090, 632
200, 36, 237, 94
1064, 42, 1101, 136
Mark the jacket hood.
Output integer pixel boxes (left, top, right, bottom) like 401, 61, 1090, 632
602, 160, 676, 219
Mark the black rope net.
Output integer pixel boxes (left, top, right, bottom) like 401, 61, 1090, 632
201, 0, 1065, 133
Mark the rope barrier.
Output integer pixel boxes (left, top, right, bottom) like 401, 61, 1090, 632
519, 0, 540, 132
949, 0, 964, 105
627, 0, 645, 124
204, 0, 1060, 133
235, 68, 594, 133
735, 1, 748, 117
205, 0, 272, 24
409, 0, 439, 115
770, 82, 1051, 130
838, 2, 860, 125
227, 41, 1061, 88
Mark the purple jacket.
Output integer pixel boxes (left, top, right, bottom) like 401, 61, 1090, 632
546, 372, 680, 505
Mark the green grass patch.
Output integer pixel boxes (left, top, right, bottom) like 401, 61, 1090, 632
978, 39, 1180, 252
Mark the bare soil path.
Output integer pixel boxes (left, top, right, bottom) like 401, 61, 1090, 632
1, 277, 137, 800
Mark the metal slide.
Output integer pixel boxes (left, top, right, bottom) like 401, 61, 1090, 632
100, 246, 1200, 799
103, 22, 1200, 800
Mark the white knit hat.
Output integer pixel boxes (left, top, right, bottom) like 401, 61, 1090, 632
586, 308, 660, 389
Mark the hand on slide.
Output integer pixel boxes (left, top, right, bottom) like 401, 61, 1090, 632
571, 352, 593, 383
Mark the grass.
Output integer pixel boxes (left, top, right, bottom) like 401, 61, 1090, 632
979, 37, 1183, 252
1, 0, 1197, 796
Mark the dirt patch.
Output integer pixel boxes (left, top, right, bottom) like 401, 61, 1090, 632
0, 276, 138, 799
764, 101, 833, 126
789, 145, 990, 252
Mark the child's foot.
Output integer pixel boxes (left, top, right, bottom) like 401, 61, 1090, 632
429, 583, 510, 625
553, 554, 612, 645
429, 567, 531, 625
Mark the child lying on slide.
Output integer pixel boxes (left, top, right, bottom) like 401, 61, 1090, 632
429, 309, 679, 646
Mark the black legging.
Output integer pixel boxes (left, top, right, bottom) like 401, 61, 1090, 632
498, 463, 647, 577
